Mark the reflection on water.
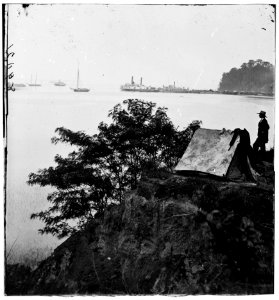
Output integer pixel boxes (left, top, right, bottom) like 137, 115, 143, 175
6, 85, 275, 261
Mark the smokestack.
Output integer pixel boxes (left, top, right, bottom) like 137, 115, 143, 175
140, 77, 142, 85
131, 76, 134, 85
174, 81, 175, 88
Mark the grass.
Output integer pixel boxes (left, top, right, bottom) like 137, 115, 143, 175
6, 245, 54, 270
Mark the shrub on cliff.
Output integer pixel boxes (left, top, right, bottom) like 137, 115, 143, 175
28, 99, 201, 238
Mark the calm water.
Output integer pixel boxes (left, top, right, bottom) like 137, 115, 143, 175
6, 84, 275, 262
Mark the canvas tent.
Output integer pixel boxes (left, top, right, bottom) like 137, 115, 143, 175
175, 128, 257, 182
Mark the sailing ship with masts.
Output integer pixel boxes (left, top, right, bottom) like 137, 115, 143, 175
72, 67, 90, 92
28, 74, 41, 87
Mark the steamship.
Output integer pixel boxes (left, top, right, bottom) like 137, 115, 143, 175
121, 76, 159, 92
121, 76, 189, 93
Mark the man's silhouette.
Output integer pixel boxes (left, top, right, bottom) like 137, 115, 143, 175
253, 110, 269, 153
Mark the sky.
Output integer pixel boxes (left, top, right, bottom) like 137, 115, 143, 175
7, 4, 275, 90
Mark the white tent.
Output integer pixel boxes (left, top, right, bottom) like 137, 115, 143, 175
175, 128, 257, 181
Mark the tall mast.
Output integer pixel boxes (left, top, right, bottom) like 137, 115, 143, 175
77, 67, 79, 89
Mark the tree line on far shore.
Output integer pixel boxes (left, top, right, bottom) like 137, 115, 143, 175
218, 59, 274, 94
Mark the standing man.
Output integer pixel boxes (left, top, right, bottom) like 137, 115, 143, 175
253, 110, 269, 153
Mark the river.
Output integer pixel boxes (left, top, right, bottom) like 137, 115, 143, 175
6, 84, 275, 264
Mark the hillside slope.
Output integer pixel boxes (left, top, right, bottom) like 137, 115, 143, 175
6, 171, 274, 295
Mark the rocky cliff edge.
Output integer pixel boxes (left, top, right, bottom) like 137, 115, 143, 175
6, 172, 274, 295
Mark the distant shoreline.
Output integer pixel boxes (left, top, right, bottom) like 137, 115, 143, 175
121, 89, 274, 97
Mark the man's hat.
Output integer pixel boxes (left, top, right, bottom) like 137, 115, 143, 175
258, 110, 266, 117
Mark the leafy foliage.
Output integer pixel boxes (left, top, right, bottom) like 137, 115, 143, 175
218, 59, 274, 94
28, 99, 201, 238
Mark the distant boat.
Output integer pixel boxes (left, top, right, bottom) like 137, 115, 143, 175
120, 76, 159, 92
72, 68, 90, 92
13, 83, 26, 90
120, 77, 190, 93
54, 80, 66, 86
28, 74, 41, 87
